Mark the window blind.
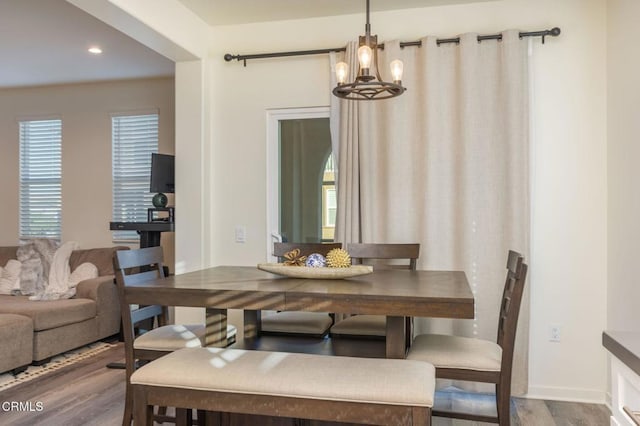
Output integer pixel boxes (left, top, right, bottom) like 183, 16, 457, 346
19, 119, 62, 240
112, 114, 158, 241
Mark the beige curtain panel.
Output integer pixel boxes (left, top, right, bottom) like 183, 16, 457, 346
332, 30, 531, 395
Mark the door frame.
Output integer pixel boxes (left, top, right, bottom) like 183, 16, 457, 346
265, 106, 330, 261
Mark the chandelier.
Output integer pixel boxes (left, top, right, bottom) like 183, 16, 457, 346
333, 0, 406, 101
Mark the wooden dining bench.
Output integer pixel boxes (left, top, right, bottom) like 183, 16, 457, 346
131, 347, 435, 425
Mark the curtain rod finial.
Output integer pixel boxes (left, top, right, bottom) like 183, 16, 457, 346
224, 54, 235, 62
550, 27, 561, 37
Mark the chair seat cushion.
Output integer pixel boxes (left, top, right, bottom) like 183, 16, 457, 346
261, 312, 333, 335
407, 334, 502, 372
131, 347, 436, 408
134, 324, 237, 351
330, 315, 386, 336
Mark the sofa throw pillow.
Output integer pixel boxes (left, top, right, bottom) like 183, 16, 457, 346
0, 259, 21, 295
68, 262, 99, 290
16, 239, 58, 295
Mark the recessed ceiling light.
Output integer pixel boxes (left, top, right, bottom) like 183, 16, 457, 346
88, 47, 102, 54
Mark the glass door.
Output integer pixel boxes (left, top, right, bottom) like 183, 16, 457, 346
279, 117, 334, 243
266, 107, 333, 260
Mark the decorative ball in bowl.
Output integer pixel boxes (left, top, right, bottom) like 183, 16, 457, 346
305, 253, 326, 267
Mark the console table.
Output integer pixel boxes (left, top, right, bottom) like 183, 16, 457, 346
109, 221, 174, 248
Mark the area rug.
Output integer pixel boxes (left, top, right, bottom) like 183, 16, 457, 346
0, 341, 116, 392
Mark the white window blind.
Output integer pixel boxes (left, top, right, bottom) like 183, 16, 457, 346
19, 119, 62, 240
112, 113, 158, 241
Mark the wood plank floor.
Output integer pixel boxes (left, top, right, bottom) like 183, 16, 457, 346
0, 343, 610, 426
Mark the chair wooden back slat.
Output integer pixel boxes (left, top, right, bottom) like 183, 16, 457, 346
500, 296, 511, 319
346, 243, 420, 270
506, 250, 523, 276
496, 250, 528, 384
123, 269, 165, 285
273, 242, 342, 261
131, 305, 164, 324
115, 246, 166, 271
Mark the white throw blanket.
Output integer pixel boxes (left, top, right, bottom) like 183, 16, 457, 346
29, 241, 98, 301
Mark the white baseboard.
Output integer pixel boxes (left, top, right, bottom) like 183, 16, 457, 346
526, 385, 607, 404
605, 389, 612, 411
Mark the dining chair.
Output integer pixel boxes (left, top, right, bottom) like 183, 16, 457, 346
113, 246, 236, 425
406, 250, 528, 425
329, 243, 420, 347
259, 242, 341, 337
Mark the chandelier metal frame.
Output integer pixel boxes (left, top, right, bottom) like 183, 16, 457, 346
332, 0, 406, 101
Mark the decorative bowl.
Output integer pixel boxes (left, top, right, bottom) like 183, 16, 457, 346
257, 263, 373, 279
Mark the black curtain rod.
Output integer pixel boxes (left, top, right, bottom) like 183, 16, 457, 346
224, 27, 560, 66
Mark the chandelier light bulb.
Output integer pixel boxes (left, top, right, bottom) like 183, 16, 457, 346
390, 59, 404, 83
357, 45, 373, 70
335, 62, 349, 84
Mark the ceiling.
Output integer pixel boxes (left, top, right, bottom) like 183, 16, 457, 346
0, 0, 491, 89
178, 0, 494, 26
0, 0, 174, 88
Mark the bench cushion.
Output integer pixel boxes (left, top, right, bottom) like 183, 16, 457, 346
0, 295, 96, 331
330, 314, 386, 336
407, 334, 502, 372
261, 312, 333, 334
131, 347, 435, 407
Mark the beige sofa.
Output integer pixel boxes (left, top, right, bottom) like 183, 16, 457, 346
0, 246, 126, 372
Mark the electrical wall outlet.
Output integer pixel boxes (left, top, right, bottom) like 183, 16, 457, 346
549, 325, 561, 342
235, 226, 246, 243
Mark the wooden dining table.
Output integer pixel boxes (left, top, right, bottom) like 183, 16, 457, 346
124, 265, 474, 359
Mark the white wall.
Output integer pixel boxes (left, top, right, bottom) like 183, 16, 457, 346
207, 0, 608, 401
0, 78, 176, 264
607, 0, 640, 332
77, 0, 609, 401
